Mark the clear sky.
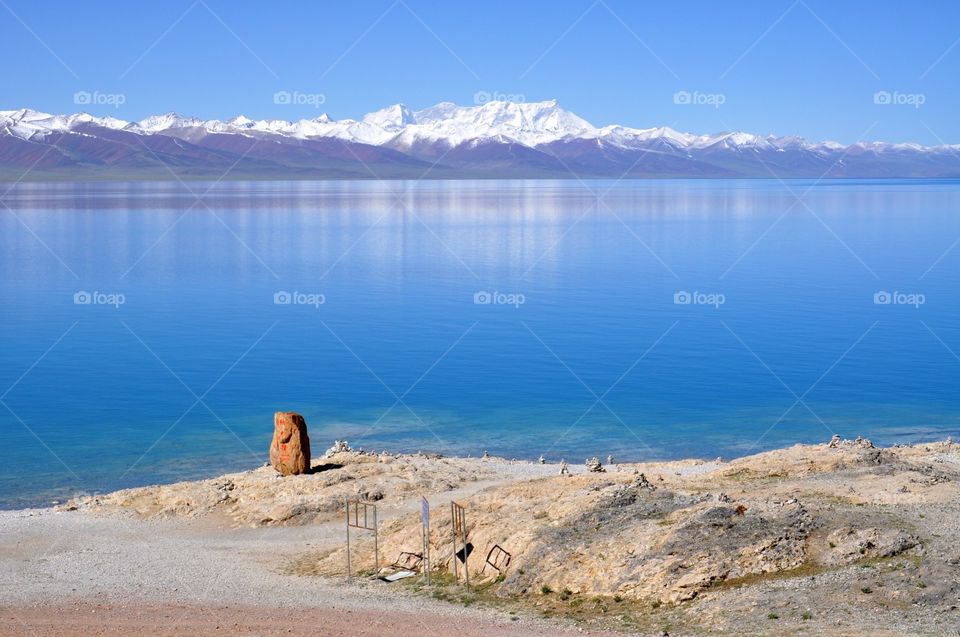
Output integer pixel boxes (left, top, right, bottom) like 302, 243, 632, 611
2, 0, 958, 144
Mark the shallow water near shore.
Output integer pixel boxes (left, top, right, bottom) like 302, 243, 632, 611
1, 178, 959, 508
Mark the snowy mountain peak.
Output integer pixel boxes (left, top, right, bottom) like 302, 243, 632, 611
2, 100, 957, 163
394, 99, 595, 147
76, 112, 130, 130
137, 112, 201, 132
362, 104, 416, 130
1, 100, 958, 179
2, 108, 45, 120
0, 108, 132, 139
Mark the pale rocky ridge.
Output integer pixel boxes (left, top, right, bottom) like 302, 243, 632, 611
61, 437, 960, 634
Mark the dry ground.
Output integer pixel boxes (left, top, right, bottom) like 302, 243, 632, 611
3, 438, 960, 635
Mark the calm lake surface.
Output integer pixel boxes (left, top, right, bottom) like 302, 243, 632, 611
1, 179, 958, 508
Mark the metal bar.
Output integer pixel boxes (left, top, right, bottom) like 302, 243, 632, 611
462, 507, 469, 590
373, 505, 379, 572
423, 525, 429, 585
345, 498, 351, 580
424, 512, 431, 585
450, 501, 458, 582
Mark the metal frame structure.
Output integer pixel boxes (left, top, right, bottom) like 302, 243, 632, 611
481, 544, 511, 576
450, 501, 469, 589
345, 498, 378, 579
391, 551, 423, 571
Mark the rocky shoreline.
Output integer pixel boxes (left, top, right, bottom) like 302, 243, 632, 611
4, 436, 960, 635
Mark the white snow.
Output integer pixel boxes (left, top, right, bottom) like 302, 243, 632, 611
1, 101, 956, 155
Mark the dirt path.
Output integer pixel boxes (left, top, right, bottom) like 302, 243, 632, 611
0, 464, 614, 637
0, 602, 622, 637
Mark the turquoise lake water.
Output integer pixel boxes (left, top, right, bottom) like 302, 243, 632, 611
1, 179, 958, 508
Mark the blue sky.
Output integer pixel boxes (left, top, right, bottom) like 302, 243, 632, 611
1, 0, 958, 144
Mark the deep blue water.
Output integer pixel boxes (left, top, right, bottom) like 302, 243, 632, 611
1, 179, 959, 508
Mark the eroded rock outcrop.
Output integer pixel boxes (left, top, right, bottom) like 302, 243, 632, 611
823, 526, 921, 565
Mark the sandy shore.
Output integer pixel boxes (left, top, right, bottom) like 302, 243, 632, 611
3, 438, 960, 636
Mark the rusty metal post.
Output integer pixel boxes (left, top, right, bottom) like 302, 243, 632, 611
450, 501, 459, 581
345, 497, 352, 580
462, 506, 469, 590
449, 502, 469, 589
373, 504, 379, 573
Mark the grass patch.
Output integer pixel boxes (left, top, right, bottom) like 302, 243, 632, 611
396, 570, 689, 635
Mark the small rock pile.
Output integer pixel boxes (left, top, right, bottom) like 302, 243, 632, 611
585, 457, 605, 472
324, 440, 353, 457
828, 434, 875, 449
634, 472, 656, 491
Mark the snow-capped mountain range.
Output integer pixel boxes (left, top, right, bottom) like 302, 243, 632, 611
1, 100, 958, 179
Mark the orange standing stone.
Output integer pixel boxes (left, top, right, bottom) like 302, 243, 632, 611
269, 411, 311, 476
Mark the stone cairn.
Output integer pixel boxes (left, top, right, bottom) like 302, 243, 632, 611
585, 457, 605, 473
270, 411, 311, 476
634, 472, 656, 491
829, 434, 875, 449
324, 440, 353, 457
